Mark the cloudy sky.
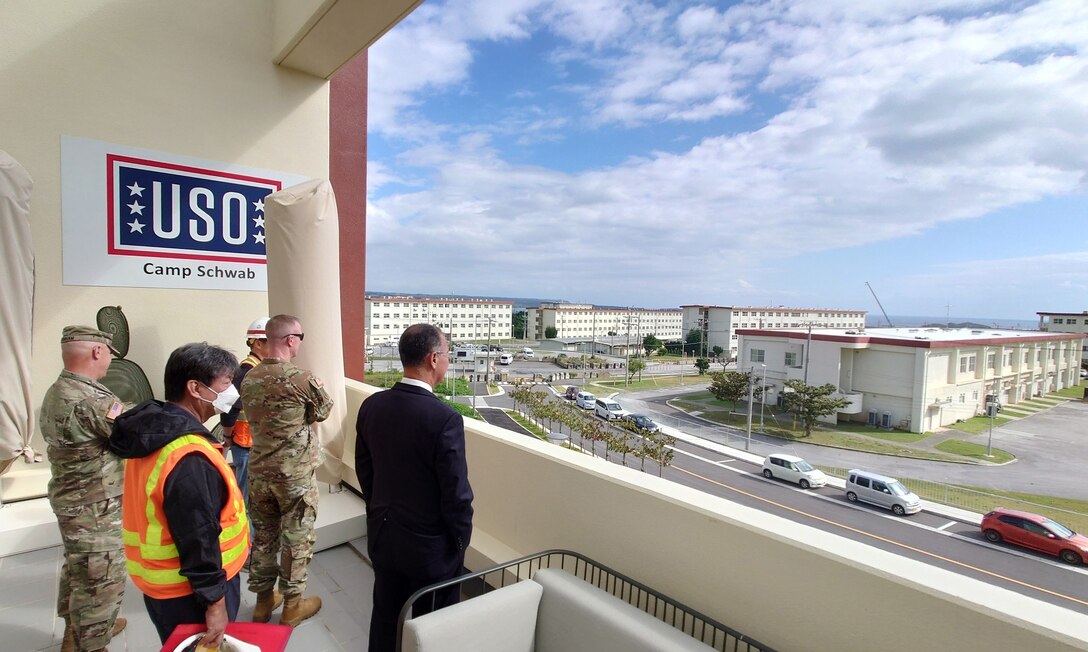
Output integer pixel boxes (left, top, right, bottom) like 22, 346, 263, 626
365, 0, 1088, 320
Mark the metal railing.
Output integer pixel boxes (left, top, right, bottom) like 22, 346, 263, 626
397, 549, 776, 652
817, 466, 1088, 532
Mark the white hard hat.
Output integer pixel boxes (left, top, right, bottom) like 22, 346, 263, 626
246, 317, 271, 340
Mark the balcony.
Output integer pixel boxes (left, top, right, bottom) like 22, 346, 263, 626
4, 380, 1087, 651
344, 382, 1088, 651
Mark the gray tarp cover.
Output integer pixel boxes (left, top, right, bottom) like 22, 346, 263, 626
0, 150, 38, 475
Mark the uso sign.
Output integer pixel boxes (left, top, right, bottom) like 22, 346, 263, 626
62, 136, 308, 291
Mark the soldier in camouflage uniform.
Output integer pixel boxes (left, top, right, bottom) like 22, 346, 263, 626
40, 326, 129, 652
241, 314, 332, 627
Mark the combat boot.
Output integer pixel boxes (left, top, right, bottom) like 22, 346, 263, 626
111, 617, 127, 637
252, 589, 283, 623
280, 594, 321, 626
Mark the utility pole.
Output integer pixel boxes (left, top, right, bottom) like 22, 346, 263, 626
759, 363, 767, 432
625, 308, 631, 388
745, 367, 755, 450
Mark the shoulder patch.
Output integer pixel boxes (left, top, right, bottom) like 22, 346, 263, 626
310, 376, 324, 389
106, 401, 124, 420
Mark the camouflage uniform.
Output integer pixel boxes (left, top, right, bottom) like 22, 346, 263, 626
241, 358, 332, 597
40, 370, 127, 652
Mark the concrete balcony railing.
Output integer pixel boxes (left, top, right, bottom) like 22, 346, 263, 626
833, 390, 864, 414
346, 382, 1088, 652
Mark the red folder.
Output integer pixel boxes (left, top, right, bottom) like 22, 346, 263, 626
160, 622, 293, 652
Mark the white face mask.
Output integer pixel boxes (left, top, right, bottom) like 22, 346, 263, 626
200, 383, 240, 414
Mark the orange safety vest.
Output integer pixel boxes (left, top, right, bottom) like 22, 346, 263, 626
231, 353, 261, 448
122, 434, 249, 599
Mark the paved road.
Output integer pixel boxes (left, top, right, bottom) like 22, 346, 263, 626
614, 386, 1088, 501
477, 390, 1088, 613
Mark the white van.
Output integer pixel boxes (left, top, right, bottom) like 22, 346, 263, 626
522, 347, 535, 358
594, 398, 625, 420
761, 454, 827, 489
575, 391, 596, 410
498, 353, 513, 365
845, 469, 922, 516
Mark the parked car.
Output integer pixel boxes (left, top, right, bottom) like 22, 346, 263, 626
761, 454, 827, 489
623, 414, 660, 432
594, 398, 625, 420
575, 391, 596, 410
564, 386, 579, 400
981, 508, 1088, 565
1080, 368, 1087, 379
845, 469, 922, 516
522, 347, 535, 358
498, 353, 513, 365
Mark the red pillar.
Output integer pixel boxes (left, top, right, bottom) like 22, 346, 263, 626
330, 52, 367, 382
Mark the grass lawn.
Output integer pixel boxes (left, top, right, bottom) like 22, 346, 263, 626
998, 408, 1030, 418
593, 375, 711, 391
1052, 382, 1086, 399
954, 486, 1088, 534
934, 439, 1014, 463
509, 412, 546, 440
947, 415, 1014, 434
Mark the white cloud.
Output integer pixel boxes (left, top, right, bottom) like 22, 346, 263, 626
366, 0, 1088, 313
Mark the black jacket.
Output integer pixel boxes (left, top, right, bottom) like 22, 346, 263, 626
110, 400, 231, 606
355, 383, 474, 574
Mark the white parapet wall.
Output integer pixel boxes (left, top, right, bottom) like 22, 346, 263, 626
351, 388, 1088, 652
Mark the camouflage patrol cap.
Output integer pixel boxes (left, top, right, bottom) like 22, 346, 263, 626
61, 325, 120, 356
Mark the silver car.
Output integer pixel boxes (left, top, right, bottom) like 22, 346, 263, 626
845, 469, 921, 516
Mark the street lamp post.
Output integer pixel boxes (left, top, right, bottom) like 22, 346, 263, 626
745, 367, 755, 450
759, 363, 767, 432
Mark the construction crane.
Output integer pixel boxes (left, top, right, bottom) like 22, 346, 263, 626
865, 282, 893, 327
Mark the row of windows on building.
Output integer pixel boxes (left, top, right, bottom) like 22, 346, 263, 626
370, 301, 508, 309
1052, 318, 1082, 324
748, 348, 1073, 368
958, 349, 1069, 372
734, 311, 862, 318
734, 322, 857, 329
378, 313, 506, 319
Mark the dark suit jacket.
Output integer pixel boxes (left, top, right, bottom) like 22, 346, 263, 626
355, 382, 474, 575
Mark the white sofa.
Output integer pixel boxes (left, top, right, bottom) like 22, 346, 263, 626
401, 568, 718, 652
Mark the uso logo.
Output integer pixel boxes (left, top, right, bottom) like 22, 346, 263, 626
107, 155, 281, 264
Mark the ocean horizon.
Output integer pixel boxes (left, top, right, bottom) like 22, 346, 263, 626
868, 315, 1039, 330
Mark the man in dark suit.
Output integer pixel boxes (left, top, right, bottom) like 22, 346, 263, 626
356, 324, 474, 652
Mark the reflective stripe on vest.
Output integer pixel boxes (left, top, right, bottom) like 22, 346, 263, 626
122, 434, 249, 599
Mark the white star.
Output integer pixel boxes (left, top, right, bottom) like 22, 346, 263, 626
254, 216, 265, 229
127, 182, 144, 197
128, 200, 144, 215
254, 231, 266, 244
127, 219, 145, 234
253, 198, 265, 213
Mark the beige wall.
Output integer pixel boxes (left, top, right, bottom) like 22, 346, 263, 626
1, 2, 331, 453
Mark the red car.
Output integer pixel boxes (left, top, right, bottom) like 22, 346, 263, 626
981, 508, 1088, 565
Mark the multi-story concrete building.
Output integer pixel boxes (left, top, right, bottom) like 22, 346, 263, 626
526, 303, 682, 341
738, 326, 1083, 433
1038, 311, 1088, 361
366, 296, 513, 345
682, 305, 867, 360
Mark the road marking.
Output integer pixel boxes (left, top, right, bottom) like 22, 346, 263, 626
670, 443, 1088, 577
715, 459, 735, 465
666, 454, 1088, 608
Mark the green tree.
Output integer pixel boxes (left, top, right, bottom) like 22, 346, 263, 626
694, 357, 710, 375
544, 326, 558, 339
709, 371, 747, 408
627, 357, 646, 381
711, 345, 724, 358
512, 310, 527, 339
782, 380, 850, 437
643, 334, 661, 355
684, 328, 702, 356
